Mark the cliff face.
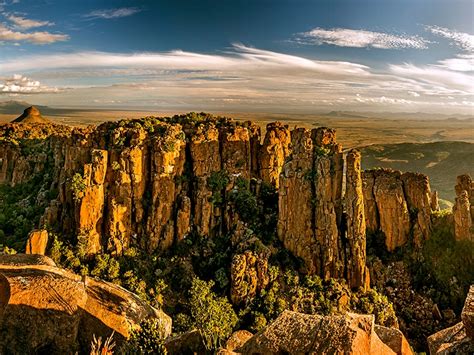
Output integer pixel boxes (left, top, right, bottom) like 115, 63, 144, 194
453, 174, 473, 241
362, 169, 435, 251
0, 116, 438, 290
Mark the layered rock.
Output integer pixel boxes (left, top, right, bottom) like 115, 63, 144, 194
277, 127, 352, 282
362, 169, 434, 251
238, 310, 398, 354
453, 174, 473, 241
345, 150, 369, 290
258, 122, 291, 187
0, 254, 171, 354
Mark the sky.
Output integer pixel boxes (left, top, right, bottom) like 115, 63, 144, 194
0, 0, 473, 114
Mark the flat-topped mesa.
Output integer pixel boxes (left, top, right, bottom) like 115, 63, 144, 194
453, 174, 474, 241
362, 169, 435, 251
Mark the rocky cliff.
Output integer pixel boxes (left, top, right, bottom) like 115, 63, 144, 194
362, 169, 435, 251
0, 115, 438, 290
453, 174, 473, 241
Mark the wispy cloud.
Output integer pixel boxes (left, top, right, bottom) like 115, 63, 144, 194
0, 23, 68, 43
426, 25, 474, 52
0, 44, 471, 113
294, 27, 430, 49
0, 74, 59, 94
84, 7, 141, 20
6, 14, 52, 29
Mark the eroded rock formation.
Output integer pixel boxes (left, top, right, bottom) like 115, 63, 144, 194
453, 174, 473, 241
362, 169, 434, 251
0, 254, 171, 354
0, 116, 441, 291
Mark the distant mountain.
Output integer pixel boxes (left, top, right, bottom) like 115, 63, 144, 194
12, 106, 51, 124
0, 100, 51, 115
323, 111, 368, 119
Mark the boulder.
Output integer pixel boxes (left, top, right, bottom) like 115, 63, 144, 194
0, 254, 171, 354
375, 325, 413, 355
427, 285, 474, 354
427, 322, 473, 355
238, 310, 396, 354
25, 229, 49, 255
225, 330, 253, 351
462, 285, 474, 339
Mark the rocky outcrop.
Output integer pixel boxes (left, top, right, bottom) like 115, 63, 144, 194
453, 174, 473, 241
25, 229, 49, 255
427, 322, 473, 355
362, 169, 434, 251
224, 330, 253, 352
277, 128, 345, 280
375, 325, 413, 355
238, 310, 398, 354
0, 118, 377, 289
462, 285, 474, 339
230, 223, 270, 305
428, 286, 474, 355
0, 254, 171, 354
258, 122, 291, 187
345, 150, 369, 290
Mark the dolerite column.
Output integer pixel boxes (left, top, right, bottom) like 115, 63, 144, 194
345, 149, 369, 289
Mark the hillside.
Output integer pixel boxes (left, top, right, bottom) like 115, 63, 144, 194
360, 141, 474, 206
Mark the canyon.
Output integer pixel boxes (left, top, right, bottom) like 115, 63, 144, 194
0, 110, 472, 353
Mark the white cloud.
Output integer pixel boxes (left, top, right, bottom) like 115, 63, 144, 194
426, 25, 474, 51
295, 27, 429, 49
6, 14, 52, 29
390, 63, 474, 93
1, 44, 472, 114
0, 23, 68, 44
0, 74, 59, 94
437, 54, 474, 72
84, 7, 141, 20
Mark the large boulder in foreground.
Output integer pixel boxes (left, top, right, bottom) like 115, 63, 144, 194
0, 254, 171, 354
238, 310, 404, 354
427, 285, 474, 354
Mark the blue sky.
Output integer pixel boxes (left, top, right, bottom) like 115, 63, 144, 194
0, 0, 473, 113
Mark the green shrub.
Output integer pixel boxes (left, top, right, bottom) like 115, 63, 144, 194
70, 173, 87, 202
189, 278, 238, 350
207, 170, 229, 206
121, 319, 168, 354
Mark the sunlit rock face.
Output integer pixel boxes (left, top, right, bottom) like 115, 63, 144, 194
362, 169, 434, 251
0, 115, 440, 290
453, 174, 474, 241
